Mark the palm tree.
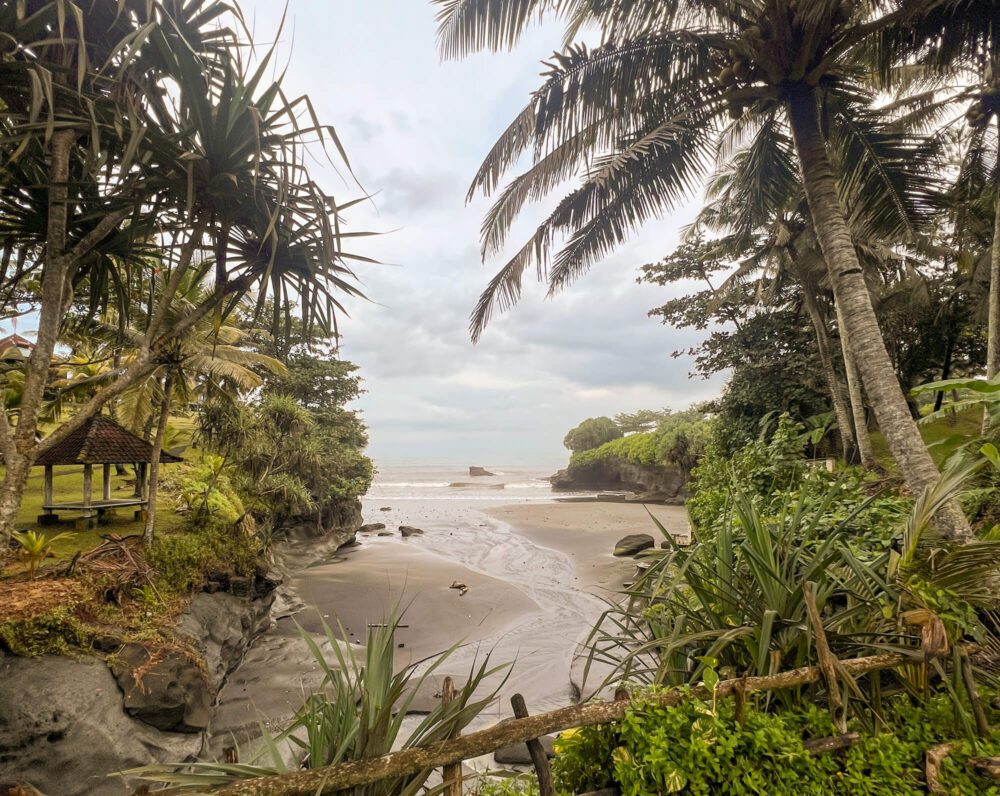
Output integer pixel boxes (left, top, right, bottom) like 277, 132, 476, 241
880, 0, 999, 430
436, 0, 971, 537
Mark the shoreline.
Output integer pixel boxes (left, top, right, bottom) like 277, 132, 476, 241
209, 496, 690, 756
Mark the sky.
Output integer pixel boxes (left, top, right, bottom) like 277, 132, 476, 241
0, 2, 727, 469
232, 1, 728, 468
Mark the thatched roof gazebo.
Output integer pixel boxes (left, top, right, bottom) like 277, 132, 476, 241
35, 414, 182, 528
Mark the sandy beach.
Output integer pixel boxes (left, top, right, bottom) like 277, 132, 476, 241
210, 488, 691, 756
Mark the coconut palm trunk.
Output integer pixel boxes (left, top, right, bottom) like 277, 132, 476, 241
787, 85, 970, 540
983, 135, 1000, 433
802, 289, 857, 461
834, 301, 877, 469
144, 370, 174, 545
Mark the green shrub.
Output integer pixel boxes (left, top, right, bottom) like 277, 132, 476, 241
687, 415, 906, 549
551, 693, 1000, 796
568, 408, 713, 477
564, 416, 623, 452
146, 526, 260, 593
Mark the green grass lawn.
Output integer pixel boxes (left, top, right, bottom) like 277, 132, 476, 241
4, 465, 186, 572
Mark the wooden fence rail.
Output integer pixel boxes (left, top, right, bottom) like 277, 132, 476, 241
193, 652, 909, 796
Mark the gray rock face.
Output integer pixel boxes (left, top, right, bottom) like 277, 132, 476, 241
0, 498, 360, 793
109, 643, 212, 732
613, 534, 655, 557
494, 735, 556, 764
276, 497, 363, 541
468, 466, 495, 477
550, 458, 687, 502
359, 522, 386, 533
399, 526, 424, 537
178, 590, 276, 690
0, 655, 201, 796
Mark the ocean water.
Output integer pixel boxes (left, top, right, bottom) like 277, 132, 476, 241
366, 463, 591, 502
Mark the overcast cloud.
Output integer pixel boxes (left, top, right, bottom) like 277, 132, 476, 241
235, 1, 729, 467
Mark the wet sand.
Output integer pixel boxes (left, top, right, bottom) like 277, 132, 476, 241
210, 498, 690, 756
487, 501, 690, 591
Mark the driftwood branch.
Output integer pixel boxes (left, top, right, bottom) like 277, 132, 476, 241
803, 581, 846, 733
926, 742, 956, 794
803, 733, 860, 755
197, 653, 907, 796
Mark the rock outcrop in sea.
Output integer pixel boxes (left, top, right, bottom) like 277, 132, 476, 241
550, 456, 687, 503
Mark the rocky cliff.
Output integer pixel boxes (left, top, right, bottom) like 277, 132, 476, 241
550, 457, 687, 503
0, 499, 363, 795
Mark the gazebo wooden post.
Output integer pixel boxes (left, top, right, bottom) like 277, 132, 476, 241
38, 464, 57, 525
102, 463, 112, 501
80, 463, 95, 529
43, 465, 53, 506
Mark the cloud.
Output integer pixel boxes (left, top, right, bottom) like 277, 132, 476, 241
242, 1, 726, 465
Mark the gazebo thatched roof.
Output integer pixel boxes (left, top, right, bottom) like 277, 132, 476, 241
34, 415, 183, 467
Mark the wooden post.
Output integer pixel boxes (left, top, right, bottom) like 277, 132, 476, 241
803, 581, 847, 733
441, 678, 462, 796
510, 693, 555, 796
82, 464, 93, 516
43, 465, 53, 506
734, 679, 747, 726
103, 463, 112, 501
138, 462, 147, 500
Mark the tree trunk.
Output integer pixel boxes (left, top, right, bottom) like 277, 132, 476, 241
983, 139, 1000, 434
0, 129, 76, 541
834, 300, 877, 469
144, 371, 173, 545
786, 85, 970, 540
935, 329, 955, 414
802, 289, 856, 462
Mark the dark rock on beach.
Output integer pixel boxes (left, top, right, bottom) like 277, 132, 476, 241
469, 466, 495, 476
399, 525, 424, 537
494, 734, 556, 764
360, 522, 386, 533
613, 533, 655, 557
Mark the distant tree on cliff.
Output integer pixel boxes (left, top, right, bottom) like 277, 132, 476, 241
564, 417, 623, 452
614, 409, 671, 435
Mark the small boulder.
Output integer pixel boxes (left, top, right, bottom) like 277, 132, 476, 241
360, 523, 386, 533
379, 506, 391, 511
494, 735, 556, 764
613, 533, 655, 557
469, 466, 495, 477
109, 643, 212, 733
399, 526, 424, 537
377, 532, 393, 537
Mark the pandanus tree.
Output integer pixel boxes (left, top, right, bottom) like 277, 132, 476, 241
436, 0, 971, 538
0, 2, 366, 542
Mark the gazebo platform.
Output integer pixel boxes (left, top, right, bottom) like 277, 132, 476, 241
40, 498, 148, 524
34, 414, 181, 529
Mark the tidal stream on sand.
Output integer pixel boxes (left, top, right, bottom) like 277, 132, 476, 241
209, 468, 690, 762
